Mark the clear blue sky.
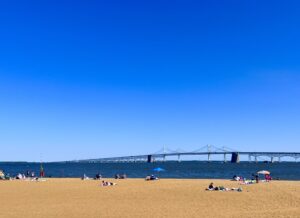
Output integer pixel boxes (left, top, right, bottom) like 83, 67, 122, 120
0, 1, 299, 161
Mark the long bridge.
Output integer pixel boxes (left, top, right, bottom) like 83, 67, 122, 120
70, 145, 300, 163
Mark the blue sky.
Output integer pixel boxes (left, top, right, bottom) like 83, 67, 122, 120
0, 1, 300, 161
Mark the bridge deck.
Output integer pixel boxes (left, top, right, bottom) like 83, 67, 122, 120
73, 151, 300, 163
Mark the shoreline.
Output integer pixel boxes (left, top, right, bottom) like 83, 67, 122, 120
5, 176, 300, 181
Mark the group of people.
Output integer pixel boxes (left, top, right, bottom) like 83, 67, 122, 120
16, 173, 42, 181
101, 180, 117, 186
233, 173, 272, 185
0, 170, 10, 180
114, 174, 127, 179
0, 169, 45, 181
145, 175, 158, 181
82, 173, 127, 180
207, 172, 273, 191
232, 175, 245, 181
81, 173, 126, 187
82, 173, 104, 180
83, 173, 160, 184
251, 173, 272, 183
207, 182, 243, 192
232, 173, 272, 184
26, 170, 36, 178
16, 173, 28, 180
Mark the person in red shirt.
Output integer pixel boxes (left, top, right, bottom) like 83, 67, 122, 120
40, 164, 45, 178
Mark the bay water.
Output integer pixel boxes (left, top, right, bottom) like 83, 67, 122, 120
0, 161, 299, 180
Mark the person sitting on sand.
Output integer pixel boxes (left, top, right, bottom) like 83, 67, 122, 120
233, 175, 240, 181
208, 183, 214, 190
16, 173, 24, 180
82, 174, 90, 180
150, 175, 158, 180
265, 174, 272, 182
0, 170, 5, 180
95, 173, 102, 180
101, 180, 116, 186
206, 184, 219, 191
145, 175, 158, 181
206, 184, 242, 192
4, 173, 11, 180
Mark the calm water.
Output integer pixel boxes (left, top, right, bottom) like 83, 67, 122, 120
0, 162, 299, 180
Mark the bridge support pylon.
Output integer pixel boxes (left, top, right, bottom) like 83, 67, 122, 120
178, 154, 181, 162
231, 152, 240, 163
147, 155, 153, 163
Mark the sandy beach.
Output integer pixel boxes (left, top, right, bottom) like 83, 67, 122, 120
0, 179, 299, 218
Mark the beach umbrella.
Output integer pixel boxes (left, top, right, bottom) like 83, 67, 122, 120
153, 167, 165, 172
257, 170, 270, 175
153, 167, 165, 177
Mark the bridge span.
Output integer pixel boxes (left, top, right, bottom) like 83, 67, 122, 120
69, 145, 300, 163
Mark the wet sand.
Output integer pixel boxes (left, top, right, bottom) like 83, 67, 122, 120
0, 179, 299, 218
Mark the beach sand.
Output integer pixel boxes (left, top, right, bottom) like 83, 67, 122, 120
0, 179, 299, 218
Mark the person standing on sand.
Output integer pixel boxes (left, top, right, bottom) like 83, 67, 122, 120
40, 164, 45, 178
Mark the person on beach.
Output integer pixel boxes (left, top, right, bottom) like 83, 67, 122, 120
101, 180, 116, 186
150, 175, 158, 180
208, 183, 214, 190
206, 183, 242, 192
40, 164, 45, 178
266, 174, 272, 181
82, 174, 90, 180
0, 170, 5, 180
145, 175, 158, 181
16, 173, 24, 180
95, 173, 102, 180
